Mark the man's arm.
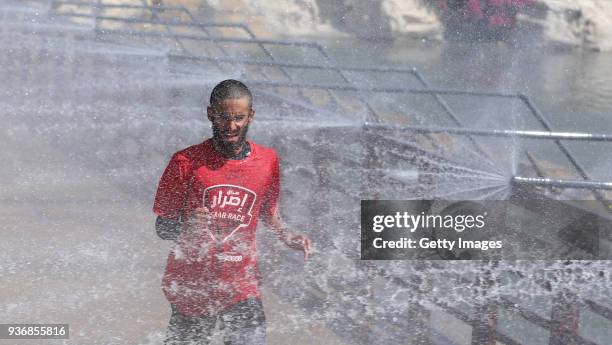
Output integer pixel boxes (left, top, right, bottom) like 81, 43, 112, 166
155, 216, 183, 241
156, 208, 213, 241
264, 209, 311, 260
153, 152, 192, 240
261, 152, 310, 259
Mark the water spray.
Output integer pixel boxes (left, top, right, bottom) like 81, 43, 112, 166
511, 176, 612, 191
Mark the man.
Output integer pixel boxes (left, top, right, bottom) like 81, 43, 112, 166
153, 79, 311, 345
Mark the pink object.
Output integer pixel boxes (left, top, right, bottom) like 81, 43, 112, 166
437, 0, 536, 23
467, 0, 485, 19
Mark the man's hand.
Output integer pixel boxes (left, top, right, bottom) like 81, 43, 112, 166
265, 209, 311, 260
283, 233, 311, 260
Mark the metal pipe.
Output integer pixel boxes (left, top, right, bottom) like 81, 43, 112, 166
364, 123, 612, 142
310, 45, 385, 123
93, 28, 321, 47
169, 53, 417, 74
246, 79, 520, 97
411, 69, 495, 162
52, 0, 186, 11
517, 94, 610, 206
511, 176, 612, 191
54, 12, 249, 29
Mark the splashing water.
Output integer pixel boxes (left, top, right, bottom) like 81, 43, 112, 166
1, 2, 610, 345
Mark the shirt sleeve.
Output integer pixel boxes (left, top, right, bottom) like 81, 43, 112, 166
260, 153, 280, 224
153, 153, 192, 220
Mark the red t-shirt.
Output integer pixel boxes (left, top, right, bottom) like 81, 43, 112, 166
153, 139, 280, 316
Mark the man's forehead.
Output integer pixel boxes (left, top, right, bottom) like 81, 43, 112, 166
212, 97, 251, 110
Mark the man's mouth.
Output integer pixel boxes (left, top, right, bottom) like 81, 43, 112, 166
223, 133, 240, 142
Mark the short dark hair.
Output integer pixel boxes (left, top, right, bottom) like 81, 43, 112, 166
209, 79, 253, 109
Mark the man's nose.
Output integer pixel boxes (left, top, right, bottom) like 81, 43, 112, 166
229, 121, 239, 131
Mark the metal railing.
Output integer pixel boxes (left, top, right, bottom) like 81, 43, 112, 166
46, 0, 612, 198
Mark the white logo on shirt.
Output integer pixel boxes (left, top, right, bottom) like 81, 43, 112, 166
203, 184, 257, 242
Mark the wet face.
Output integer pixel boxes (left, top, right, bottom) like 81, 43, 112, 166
207, 97, 254, 156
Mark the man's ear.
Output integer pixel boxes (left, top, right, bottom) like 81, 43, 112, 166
249, 108, 255, 121
207, 106, 214, 122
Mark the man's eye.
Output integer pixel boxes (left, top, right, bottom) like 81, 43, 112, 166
218, 114, 246, 121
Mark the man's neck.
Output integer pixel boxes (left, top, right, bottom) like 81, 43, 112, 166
212, 138, 250, 160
